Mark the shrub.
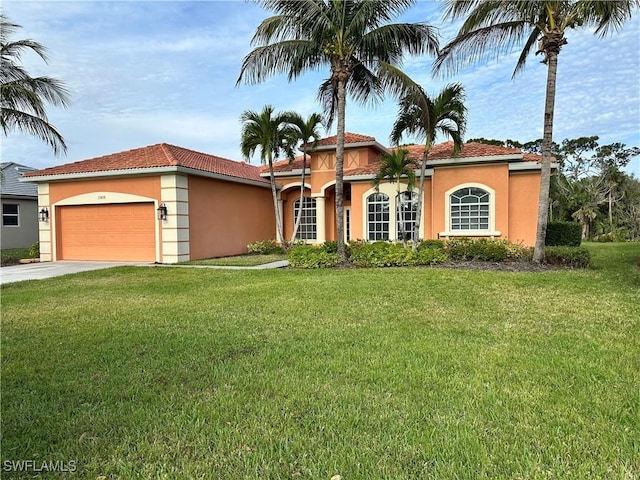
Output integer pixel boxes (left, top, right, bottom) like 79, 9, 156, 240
28, 242, 40, 258
445, 238, 533, 262
288, 245, 340, 269
544, 246, 591, 268
320, 241, 338, 254
247, 240, 283, 255
349, 241, 447, 267
545, 222, 582, 246
417, 239, 445, 251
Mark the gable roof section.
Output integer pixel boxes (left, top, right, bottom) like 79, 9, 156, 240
1, 162, 38, 197
22, 144, 270, 186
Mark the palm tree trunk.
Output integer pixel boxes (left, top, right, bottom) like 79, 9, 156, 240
268, 158, 285, 248
412, 147, 429, 250
532, 51, 558, 263
290, 150, 307, 244
335, 78, 347, 262
396, 180, 406, 247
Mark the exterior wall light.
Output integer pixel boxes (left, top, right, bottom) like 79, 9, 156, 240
157, 203, 168, 220
39, 207, 49, 222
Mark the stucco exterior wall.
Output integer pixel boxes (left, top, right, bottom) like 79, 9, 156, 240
508, 171, 541, 245
432, 164, 509, 238
187, 176, 275, 260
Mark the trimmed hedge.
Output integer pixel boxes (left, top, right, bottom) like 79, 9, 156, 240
349, 241, 447, 267
545, 222, 582, 247
247, 240, 284, 255
544, 246, 591, 268
287, 244, 340, 268
445, 238, 532, 262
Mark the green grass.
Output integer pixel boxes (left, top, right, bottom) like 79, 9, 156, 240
183, 253, 287, 266
1, 243, 639, 479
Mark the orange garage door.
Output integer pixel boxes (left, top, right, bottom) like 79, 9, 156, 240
57, 203, 156, 261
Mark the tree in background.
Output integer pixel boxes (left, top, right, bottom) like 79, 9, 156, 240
390, 83, 467, 249
240, 105, 296, 247
238, 0, 439, 262
434, 0, 637, 262
1, 14, 69, 155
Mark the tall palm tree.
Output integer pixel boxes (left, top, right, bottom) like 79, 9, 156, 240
372, 148, 417, 246
240, 105, 296, 247
286, 112, 324, 244
1, 14, 69, 155
237, 0, 439, 262
434, 0, 637, 263
390, 83, 467, 249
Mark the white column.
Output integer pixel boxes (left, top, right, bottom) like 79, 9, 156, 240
37, 183, 52, 261
314, 195, 326, 243
276, 199, 284, 244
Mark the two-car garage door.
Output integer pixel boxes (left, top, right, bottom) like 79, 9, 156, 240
57, 203, 156, 262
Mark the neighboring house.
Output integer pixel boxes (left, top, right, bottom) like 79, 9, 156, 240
265, 133, 552, 247
22, 144, 275, 263
22, 134, 553, 263
1, 162, 39, 249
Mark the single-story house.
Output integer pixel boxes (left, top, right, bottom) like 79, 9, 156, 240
22, 133, 552, 263
267, 133, 552, 246
1, 162, 39, 249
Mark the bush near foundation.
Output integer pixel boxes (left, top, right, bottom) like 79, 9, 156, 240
545, 222, 582, 246
544, 246, 591, 268
349, 241, 447, 267
287, 244, 340, 268
445, 238, 532, 262
247, 240, 284, 255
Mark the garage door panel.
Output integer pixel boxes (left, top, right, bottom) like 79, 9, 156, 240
57, 203, 156, 261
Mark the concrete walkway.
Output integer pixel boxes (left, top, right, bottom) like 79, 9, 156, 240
154, 260, 290, 270
0, 260, 290, 285
0, 261, 150, 285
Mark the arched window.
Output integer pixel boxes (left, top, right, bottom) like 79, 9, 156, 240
450, 187, 490, 231
367, 193, 389, 240
396, 191, 418, 240
293, 197, 317, 240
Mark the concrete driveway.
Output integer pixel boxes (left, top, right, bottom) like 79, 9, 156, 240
0, 261, 150, 285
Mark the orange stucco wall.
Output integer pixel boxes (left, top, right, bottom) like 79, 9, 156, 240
188, 176, 275, 259
432, 164, 509, 237
508, 172, 541, 245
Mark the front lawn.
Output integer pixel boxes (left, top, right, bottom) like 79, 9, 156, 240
1, 243, 638, 479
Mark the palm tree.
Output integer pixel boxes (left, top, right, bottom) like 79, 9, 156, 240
390, 83, 467, 249
240, 105, 296, 247
1, 14, 69, 155
286, 112, 324, 244
237, 0, 439, 262
434, 0, 637, 262
372, 148, 417, 246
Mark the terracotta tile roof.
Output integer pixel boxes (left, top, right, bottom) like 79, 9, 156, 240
315, 132, 376, 147
23, 143, 269, 184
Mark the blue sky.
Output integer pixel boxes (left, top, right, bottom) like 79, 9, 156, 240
3, 1, 639, 177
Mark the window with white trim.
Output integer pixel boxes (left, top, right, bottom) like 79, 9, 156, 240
396, 191, 418, 240
2, 203, 19, 226
450, 187, 490, 231
367, 193, 389, 241
293, 197, 317, 240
